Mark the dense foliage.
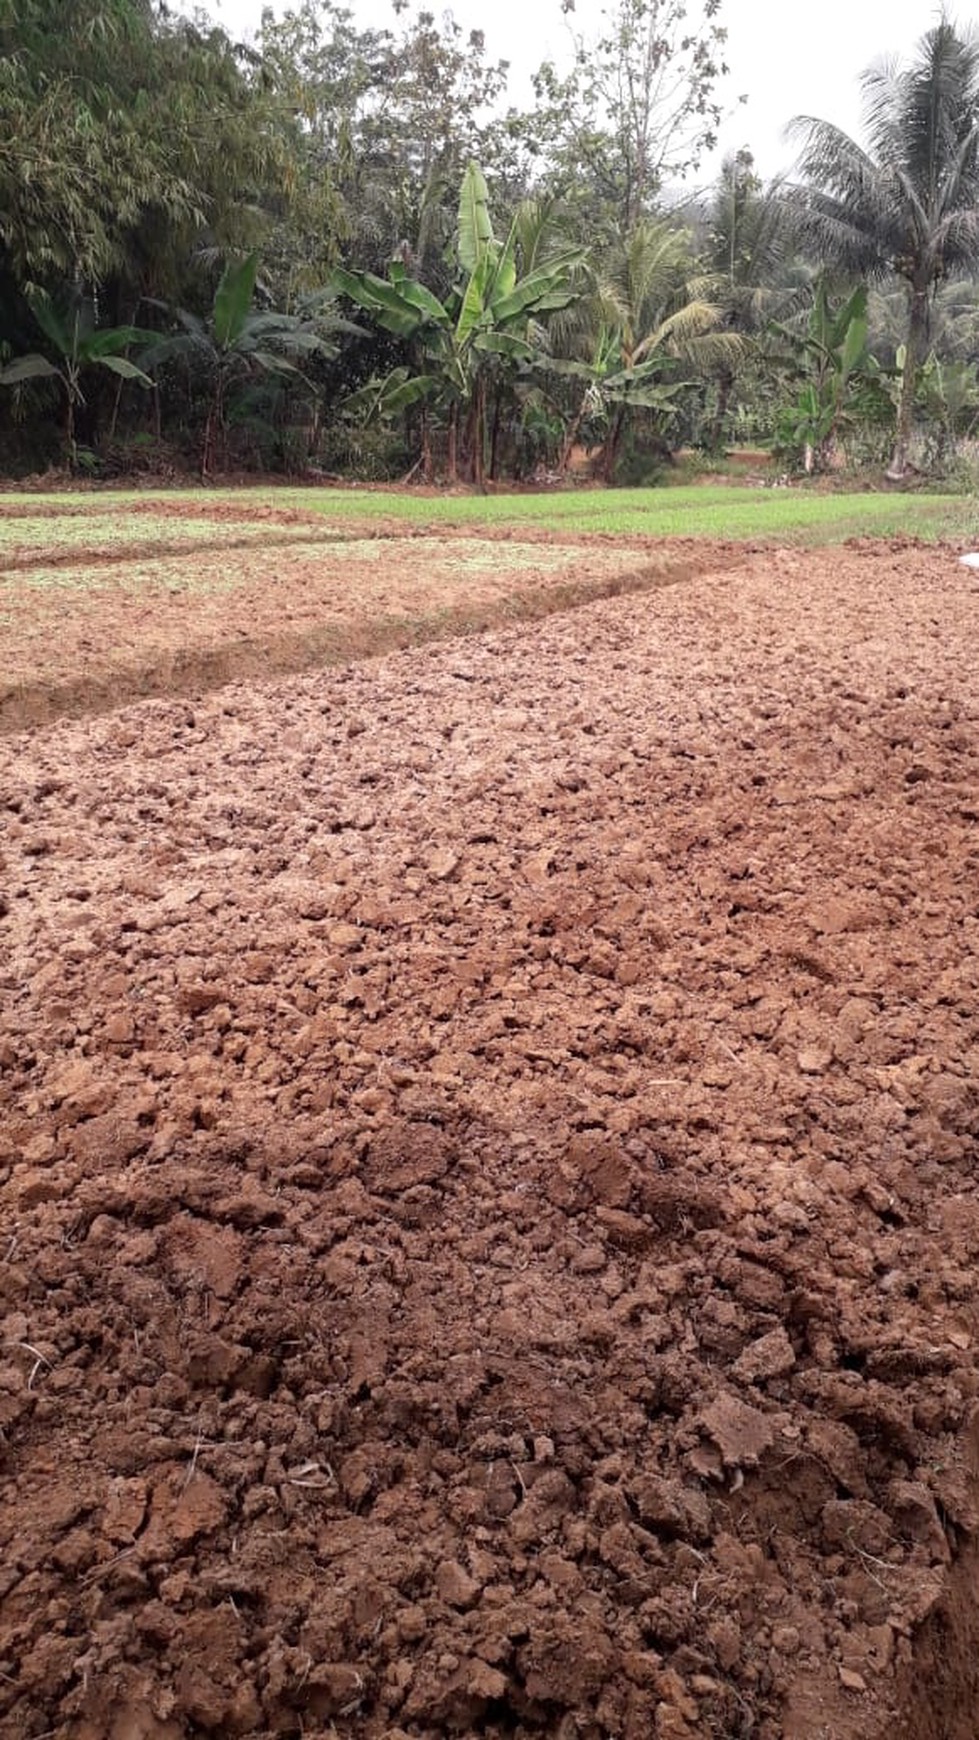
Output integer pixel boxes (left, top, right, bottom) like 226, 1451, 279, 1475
2, 0, 978, 482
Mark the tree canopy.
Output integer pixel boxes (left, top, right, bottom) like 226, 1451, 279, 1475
789, 16, 979, 476
2, 1, 979, 483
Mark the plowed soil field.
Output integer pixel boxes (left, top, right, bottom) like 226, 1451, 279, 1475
3, 516, 979, 1739
0, 500, 711, 733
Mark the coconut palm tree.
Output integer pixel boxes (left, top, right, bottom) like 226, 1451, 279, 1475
701, 150, 806, 449
550, 216, 743, 480
788, 16, 979, 480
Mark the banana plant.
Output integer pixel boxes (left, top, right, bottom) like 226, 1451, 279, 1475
544, 325, 691, 478
334, 162, 582, 484
770, 280, 891, 473
143, 254, 345, 476
911, 351, 979, 467
0, 293, 152, 469
340, 366, 439, 421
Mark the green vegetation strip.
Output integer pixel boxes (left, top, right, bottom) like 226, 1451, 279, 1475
2, 486, 978, 546
293, 486, 979, 543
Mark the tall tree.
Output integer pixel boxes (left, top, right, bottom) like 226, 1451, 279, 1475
1, 0, 191, 284
0, 0, 290, 291
789, 16, 979, 479
529, 0, 735, 233
259, 1, 511, 285
698, 149, 802, 447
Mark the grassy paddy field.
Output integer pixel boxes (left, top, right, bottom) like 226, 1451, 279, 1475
4, 480, 979, 541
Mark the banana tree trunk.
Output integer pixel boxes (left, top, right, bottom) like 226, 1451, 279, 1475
603, 406, 626, 485
887, 284, 929, 482
65, 392, 76, 471
488, 390, 502, 482
108, 374, 124, 443
471, 376, 486, 491
201, 408, 214, 480
203, 373, 225, 479
420, 410, 433, 483
306, 400, 322, 463
447, 403, 458, 485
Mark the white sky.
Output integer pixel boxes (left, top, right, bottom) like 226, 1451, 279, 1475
198, 0, 944, 181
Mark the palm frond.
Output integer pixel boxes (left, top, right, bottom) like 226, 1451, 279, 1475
790, 19, 979, 293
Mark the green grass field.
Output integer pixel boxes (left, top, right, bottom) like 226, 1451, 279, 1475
291, 483, 979, 542
2, 483, 978, 544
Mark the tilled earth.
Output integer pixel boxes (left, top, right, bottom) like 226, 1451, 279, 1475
0, 501, 716, 732
2, 541, 979, 1738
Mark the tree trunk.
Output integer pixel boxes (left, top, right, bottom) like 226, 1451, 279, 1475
603, 406, 625, 484
709, 368, 734, 453
203, 374, 224, 480
559, 386, 590, 476
887, 284, 929, 481
471, 377, 486, 490
306, 400, 322, 464
108, 373, 124, 443
488, 390, 502, 481
420, 411, 433, 483
446, 404, 458, 485
201, 405, 215, 479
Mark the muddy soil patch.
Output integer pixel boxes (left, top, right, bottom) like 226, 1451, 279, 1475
3, 543, 979, 1738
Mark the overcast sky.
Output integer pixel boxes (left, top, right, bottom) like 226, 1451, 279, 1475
197, 0, 941, 181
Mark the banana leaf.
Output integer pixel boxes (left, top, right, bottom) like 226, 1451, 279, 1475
458, 161, 494, 276
213, 254, 260, 350
95, 355, 153, 386
0, 354, 62, 384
